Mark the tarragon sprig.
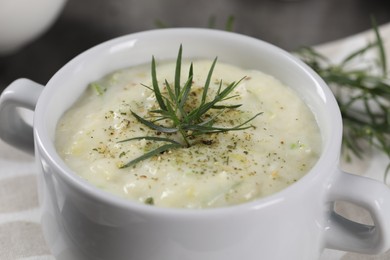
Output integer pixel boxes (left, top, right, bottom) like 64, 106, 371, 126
119, 45, 262, 168
296, 16, 390, 179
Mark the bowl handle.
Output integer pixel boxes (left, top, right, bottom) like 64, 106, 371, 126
0, 78, 44, 154
325, 170, 390, 254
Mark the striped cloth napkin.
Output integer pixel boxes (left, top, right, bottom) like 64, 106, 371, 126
0, 140, 54, 259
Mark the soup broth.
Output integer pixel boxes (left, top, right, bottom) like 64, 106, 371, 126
55, 59, 321, 208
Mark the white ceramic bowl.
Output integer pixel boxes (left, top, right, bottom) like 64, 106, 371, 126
1, 28, 390, 260
0, 0, 67, 55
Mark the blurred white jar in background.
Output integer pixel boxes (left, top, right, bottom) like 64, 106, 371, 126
0, 0, 67, 55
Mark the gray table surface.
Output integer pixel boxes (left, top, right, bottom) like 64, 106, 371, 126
1, 0, 390, 90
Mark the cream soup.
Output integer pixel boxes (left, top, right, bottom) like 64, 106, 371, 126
55, 60, 321, 208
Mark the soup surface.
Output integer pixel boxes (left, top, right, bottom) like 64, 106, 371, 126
55, 59, 321, 208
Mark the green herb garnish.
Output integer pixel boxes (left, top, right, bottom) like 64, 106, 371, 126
297, 17, 390, 179
90, 82, 106, 96
152, 16, 390, 180
119, 45, 262, 168
144, 197, 154, 205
